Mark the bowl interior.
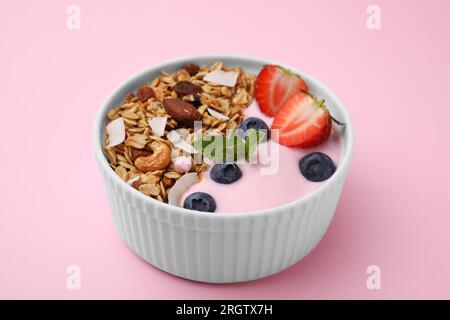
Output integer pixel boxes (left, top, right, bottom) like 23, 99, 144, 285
93, 55, 354, 216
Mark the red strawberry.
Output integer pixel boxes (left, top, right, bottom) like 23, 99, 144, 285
254, 65, 308, 117
271, 91, 336, 148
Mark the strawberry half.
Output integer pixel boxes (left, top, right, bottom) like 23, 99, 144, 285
271, 91, 333, 148
254, 65, 308, 117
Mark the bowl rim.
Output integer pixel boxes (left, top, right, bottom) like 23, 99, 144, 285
93, 54, 354, 218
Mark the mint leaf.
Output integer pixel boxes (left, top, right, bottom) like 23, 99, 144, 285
193, 129, 266, 163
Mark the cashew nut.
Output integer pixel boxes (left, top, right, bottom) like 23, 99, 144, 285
134, 140, 171, 173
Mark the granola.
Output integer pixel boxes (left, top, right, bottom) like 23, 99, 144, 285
103, 61, 255, 203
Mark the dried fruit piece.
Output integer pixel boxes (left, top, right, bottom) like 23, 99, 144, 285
131, 180, 143, 189
184, 63, 200, 76
163, 98, 202, 126
173, 81, 203, 97
128, 177, 143, 189
131, 149, 152, 161
137, 86, 155, 102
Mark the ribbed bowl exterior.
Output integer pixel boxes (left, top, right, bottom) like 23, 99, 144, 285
97, 157, 349, 283
94, 55, 354, 283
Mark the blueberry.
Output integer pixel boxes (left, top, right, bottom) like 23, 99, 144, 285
210, 163, 242, 184
238, 117, 270, 141
183, 192, 216, 212
299, 152, 336, 182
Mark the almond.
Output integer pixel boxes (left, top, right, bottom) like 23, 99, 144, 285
163, 98, 202, 126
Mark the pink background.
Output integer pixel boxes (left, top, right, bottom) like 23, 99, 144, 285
1, 0, 450, 299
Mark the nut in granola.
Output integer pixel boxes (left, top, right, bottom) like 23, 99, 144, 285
163, 98, 202, 126
134, 140, 171, 172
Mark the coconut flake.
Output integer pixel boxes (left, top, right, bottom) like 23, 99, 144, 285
207, 108, 229, 120
167, 130, 198, 154
168, 172, 198, 206
127, 175, 141, 185
149, 116, 167, 137
106, 117, 125, 147
203, 70, 238, 87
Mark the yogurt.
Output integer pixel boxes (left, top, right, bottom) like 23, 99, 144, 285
181, 101, 342, 213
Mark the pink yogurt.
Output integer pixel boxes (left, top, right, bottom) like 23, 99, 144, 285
181, 101, 342, 213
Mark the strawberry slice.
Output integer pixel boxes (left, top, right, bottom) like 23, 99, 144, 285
271, 91, 334, 148
254, 65, 308, 117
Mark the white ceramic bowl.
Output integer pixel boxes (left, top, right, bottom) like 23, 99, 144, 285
93, 55, 354, 283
